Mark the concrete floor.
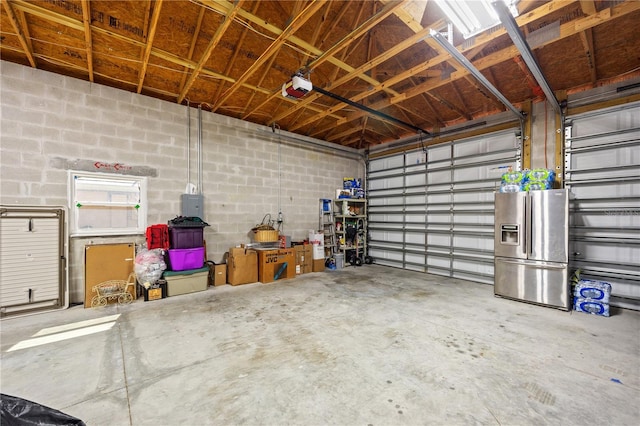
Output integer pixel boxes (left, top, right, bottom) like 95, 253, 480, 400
1, 265, 639, 425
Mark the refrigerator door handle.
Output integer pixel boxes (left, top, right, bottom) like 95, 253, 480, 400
497, 258, 567, 270
523, 195, 529, 255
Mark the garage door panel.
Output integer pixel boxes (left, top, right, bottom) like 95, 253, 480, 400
567, 102, 640, 308
368, 130, 517, 283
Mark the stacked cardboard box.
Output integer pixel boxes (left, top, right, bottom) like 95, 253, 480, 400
294, 244, 312, 274
255, 248, 295, 283
213, 264, 226, 286
227, 246, 258, 285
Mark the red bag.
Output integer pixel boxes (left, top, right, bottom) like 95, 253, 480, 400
146, 224, 169, 250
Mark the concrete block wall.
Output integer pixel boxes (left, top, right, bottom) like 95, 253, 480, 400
1, 61, 363, 304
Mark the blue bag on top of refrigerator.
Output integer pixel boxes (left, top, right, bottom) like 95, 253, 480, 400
573, 297, 610, 317
499, 170, 525, 193
499, 183, 522, 193
523, 180, 553, 191
501, 170, 526, 184
526, 168, 555, 182
574, 279, 612, 303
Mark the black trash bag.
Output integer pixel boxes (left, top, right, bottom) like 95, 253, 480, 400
0, 394, 86, 426
168, 216, 209, 228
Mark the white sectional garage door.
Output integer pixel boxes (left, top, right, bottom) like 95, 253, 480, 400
367, 129, 520, 284
565, 102, 640, 309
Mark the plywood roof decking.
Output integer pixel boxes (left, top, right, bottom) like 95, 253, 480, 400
2, 0, 639, 148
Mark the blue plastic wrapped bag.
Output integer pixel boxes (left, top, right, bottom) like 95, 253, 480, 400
574, 297, 610, 317
574, 279, 612, 303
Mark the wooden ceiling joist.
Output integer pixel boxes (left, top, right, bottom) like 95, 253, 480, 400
80, 0, 94, 82
322, 0, 640, 142
212, 0, 328, 112
242, 0, 406, 123
2, 0, 638, 148
137, 0, 163, 93
2, 0, 36, 67
178, 0, 245, 104
178, 7, 206, 102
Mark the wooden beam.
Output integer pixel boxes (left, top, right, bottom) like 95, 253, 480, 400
178, 7, 206, 102
80, 0, 94, 82
178, 0, 245, 103
285, 25, 432, 131
567, 93, 640, 117
449, 80, 472, 121
302, 0, 404, 72
212, 0, 327, 111
369, 120, 521, 158
242, 0, 402, 123
137, 0, 164, 93
579, 1, 597, 15
555, 90, 567, 187
579, 29, 597, 84
5, 0, 283, 99
225, 2, 266, 114
521, 100, 532, 170
198, 0, 400, 108
321, 1, 640, 142
2, 0, 36, 67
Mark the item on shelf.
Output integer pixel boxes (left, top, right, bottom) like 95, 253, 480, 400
334, 198, 368, 268
336, 189, 352, 199
343, 177, 362, 189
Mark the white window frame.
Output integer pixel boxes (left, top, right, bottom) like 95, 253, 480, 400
68, 170, 147, 237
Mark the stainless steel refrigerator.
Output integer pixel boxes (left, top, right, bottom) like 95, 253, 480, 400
494, 189, 570, 310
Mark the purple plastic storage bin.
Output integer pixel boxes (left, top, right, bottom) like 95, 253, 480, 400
169, 227, 204, 249
168, 247, 205, 271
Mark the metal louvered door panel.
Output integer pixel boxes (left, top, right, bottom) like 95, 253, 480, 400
565, 102, 640, 310
0, 207, 67, 317
368, 129, 519, 284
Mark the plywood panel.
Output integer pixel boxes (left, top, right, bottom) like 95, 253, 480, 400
84, 243, 135, 308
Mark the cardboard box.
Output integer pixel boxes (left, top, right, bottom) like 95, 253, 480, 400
256, 248, 296, 283
227, 247, 258, 285
309, 231, 325, 260
294, 244, 312, 274
312, 258, 325, 272
163, 267, 209, 296
214, 264, 226, 286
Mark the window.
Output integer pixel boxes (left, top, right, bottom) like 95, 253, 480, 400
68, 171, 147, 237
434, 0, 519, 39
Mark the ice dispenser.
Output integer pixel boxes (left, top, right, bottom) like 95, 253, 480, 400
500, 224, 519, 245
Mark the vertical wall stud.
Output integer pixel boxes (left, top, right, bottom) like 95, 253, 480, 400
521, 100, 532, 170
555, 90, 567, 187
